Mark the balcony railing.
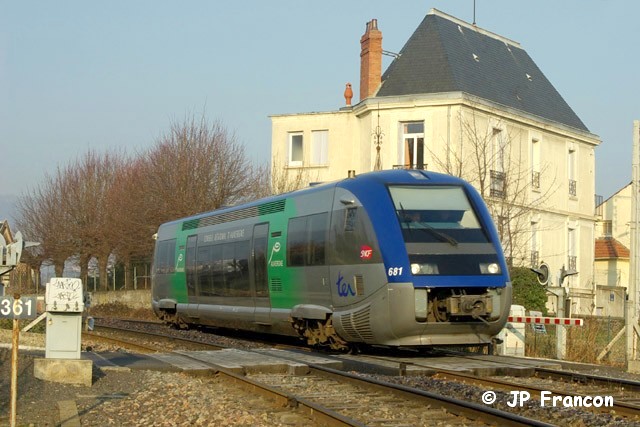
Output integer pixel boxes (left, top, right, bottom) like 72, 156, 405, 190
532, 171, 540, 189
490, 170, 506, 198
569, 179, 577, 197
530, 250, 539, 268
568, 255, 577, 272
392, 164, 427, 170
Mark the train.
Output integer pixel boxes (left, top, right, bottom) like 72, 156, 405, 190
151, 169, 512, 351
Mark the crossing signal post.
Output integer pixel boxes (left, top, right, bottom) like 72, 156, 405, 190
531, 261, 577, 360
530, 262, 550, 286
0, 231, 26, 282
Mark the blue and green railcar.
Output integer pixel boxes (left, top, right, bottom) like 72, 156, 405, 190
151, 169, 511, 350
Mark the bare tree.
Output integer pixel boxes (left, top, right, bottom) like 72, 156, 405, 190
16, 170, 75, 278
16, 114, 263, 291
106, 157, 158, 289
64, 150, 125, 290
255, 154, 320, 198
143, 114, 260, 220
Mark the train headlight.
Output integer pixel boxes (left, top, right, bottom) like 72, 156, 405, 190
411, 263, 439, 275
480, 262, 501, 274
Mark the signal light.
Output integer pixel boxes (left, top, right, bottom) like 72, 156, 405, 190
530, 262, 550, 286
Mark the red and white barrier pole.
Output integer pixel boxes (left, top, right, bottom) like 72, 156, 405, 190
508, 316, 583, 326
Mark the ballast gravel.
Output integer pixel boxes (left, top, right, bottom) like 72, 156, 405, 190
0, 347, 316, 426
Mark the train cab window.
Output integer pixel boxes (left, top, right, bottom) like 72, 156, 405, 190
287, 213, 328, 266
154, 239, 176, 274
389, 186, 489, 244
389, 185, 500, 275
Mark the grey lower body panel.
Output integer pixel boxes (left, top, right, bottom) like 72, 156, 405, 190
333, 282, 511, 347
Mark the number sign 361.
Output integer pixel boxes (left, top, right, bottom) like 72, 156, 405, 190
0, 297, 37, 319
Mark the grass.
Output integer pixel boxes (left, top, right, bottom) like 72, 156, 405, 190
526, 318, 628, 366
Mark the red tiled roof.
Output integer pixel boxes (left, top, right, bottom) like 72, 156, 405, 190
595, 237, 630, 259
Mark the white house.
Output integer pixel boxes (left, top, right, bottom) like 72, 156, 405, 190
271, 9, 601, 315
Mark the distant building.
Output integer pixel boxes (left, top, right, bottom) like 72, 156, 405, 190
594, 183, 631, 317
271, 9, 601, 315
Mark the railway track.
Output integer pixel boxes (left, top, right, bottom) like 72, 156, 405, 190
87, 323, 225, 352
88, 318, 619, 426
433, 369, 640, 419
248, 364, 553, 427
89, 320, 640, 425
348, 350, 640, 424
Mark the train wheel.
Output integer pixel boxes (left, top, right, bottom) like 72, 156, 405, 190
291, 317, 350, 352
161, 310, 189, 330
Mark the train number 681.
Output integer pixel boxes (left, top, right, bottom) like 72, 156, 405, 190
387, 267, 404, 276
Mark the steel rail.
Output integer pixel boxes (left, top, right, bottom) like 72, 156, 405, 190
89, 324, 227, 350
83, 331, 162, 353
534, 366, 640, 392
217, 368, 367, 427
434, 369, 640, 419
171, 349, 549, 426
306, 364, 554, 427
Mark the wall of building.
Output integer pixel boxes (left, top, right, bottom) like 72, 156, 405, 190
595, 285, 626, 318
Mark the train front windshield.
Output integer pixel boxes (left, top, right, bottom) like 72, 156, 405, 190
389, 185, 501, 276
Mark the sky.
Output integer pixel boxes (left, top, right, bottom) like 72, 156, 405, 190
1, 0, 638, 222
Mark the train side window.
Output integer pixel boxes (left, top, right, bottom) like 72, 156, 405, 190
154, 239, 176, 274
331, 208, 381, 264
287, 213, 328, 267
197, 245, 215, 297
186, 235, 197, 295
154, 243, 166, 274
345, 207, 357, 232
211, 245, 224, 296
287, 217, 307, 267
308, 213, 327, 265
229, 240, 250, 297
253, 223, 269, 297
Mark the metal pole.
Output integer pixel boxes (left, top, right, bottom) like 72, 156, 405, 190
628, 120, 640, 370
552, 287, 566, 360
10, 293, 20, 427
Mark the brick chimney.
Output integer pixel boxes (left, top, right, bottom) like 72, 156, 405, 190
360, 19, 382, 101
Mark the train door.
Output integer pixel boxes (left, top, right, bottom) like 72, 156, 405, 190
185, 234, 199, 318
252, 222, 271, 324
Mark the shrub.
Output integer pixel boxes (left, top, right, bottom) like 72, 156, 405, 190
509, 266, 548, 315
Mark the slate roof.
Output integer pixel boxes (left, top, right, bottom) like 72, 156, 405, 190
595, 237, 630, 260
376, 9, 589, 132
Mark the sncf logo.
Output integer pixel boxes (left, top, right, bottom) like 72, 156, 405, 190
360, 245, 373, 260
